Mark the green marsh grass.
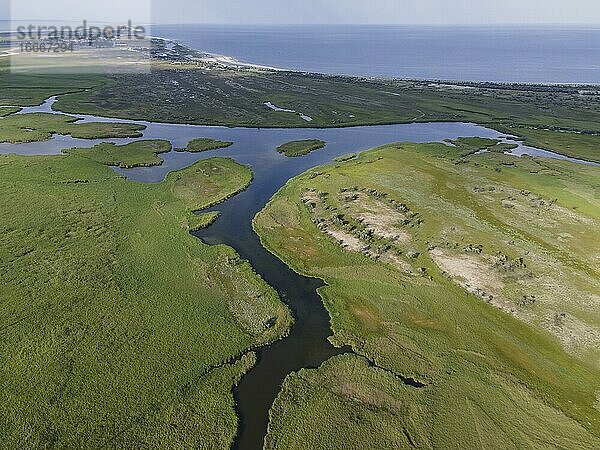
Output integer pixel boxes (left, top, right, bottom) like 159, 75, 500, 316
0, 152, 291, 448
255, 143, 600, 448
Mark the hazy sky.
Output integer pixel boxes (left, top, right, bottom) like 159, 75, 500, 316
8, 0, 600, 25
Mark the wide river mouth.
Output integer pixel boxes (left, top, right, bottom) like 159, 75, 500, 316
1, 96, 596, 450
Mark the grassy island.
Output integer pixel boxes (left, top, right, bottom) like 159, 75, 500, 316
276, 139, 327, 157
176, 137, 234, 153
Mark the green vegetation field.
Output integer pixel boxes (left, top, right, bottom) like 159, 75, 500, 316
276, 139, 326, 157
0, 106, 21, 117
448, 137, 518, 156
503, 127, 600, 163
2, 52, 600, 161
176, 138, 234, 153
64, 140, 172, 168
0, 150, 291, 448
48, 70, 600, 136
254, 144, 600, 449
0, 59, 101, 106
0, 112, 145, 144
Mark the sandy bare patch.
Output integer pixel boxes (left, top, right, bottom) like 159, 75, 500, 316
301, 190, 320, 205
353, 194, 412, 242
358, 212, 411, 242
557, 232, 574, 241
545, 312, 600, 359
326, 228, 365, 252
430, 248, 516, 315
304, 189, 414, 273
327, 226, 413, 273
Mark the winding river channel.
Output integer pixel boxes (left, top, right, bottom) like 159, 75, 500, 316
1, 97, 596, 449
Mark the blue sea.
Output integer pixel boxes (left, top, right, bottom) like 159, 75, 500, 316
3, 21, 599, 83
151, 24, 600, 84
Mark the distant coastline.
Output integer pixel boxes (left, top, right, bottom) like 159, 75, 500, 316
151, 24, 600, 84
150, 34, 600, 89
4, 23, 600, 85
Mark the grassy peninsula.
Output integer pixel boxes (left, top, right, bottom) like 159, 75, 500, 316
0, 151, 291, 448
64, 139, 172, 168
254, 143, 600, 448
0, 112, 145, 144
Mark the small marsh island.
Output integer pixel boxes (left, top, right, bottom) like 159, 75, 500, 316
276, 139, 327, 157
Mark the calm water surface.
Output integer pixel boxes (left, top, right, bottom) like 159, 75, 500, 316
152, 24, 600, 84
